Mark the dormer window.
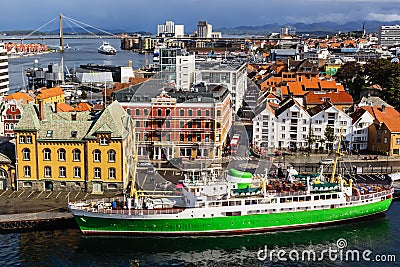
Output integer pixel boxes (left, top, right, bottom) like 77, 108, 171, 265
46, 130, 53, 137
71, 131, 77, 138
99, 137, 109, 145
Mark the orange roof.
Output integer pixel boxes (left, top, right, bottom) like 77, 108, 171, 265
74, 102, 92, 112
362, 106, 400, 132
36, 87, 64, 99
305, 91, 353, 105
4, 92, 34, 104
56, 102, 74, 112
128, 77, 149, 85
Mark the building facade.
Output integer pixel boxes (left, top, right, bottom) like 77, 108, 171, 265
113, 82, 232, 161
0, 43, 9, 97
379, 25, 400, 46
157, 21, 184, 38
194, 62, 247, 113
14, 101, 134, 192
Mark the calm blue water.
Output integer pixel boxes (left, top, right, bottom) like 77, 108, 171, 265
7, 38, 149, 91
0, 201, 399, 267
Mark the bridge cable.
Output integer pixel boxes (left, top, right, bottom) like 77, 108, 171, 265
63, 15, 115, 37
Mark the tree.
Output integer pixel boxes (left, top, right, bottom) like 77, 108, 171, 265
334, 62, 365, 101
306, 127, 316, 153
81, 90, 88, 99
324, 126, 335, 151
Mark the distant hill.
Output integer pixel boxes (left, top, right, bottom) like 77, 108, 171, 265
216, 20, 400, 36
0, 27, 152, 36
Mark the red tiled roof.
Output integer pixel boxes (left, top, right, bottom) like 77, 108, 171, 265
305, 91, 353, 105
4, 92, 34, 104
36, 87, 64, 99
74, 102, 92, 112
56, 102, 74, 112
362, 106, 400, 132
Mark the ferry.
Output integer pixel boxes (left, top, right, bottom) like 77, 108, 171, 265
98, 41, 116, 55
68, 135, 394, 236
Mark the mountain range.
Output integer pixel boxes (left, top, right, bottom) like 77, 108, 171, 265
215, 20, 400, 36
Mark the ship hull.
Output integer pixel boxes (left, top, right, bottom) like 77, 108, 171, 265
71, 198, 392, 236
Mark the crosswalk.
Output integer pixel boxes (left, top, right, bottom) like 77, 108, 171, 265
231, 156, 253, 161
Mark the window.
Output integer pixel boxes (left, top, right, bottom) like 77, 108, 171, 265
144, 109, 148, 116
26, 136, 32, 144
59, 167, 66, 177
44, 166, 51, 177
23, 166, 31, 177
108, 150, 116, 162
384, 137, 388, 144
394, 149, 399, 155
71, 131, 77, 138
165, 120, 170, 128
99, 137, 109, 145
197, 110, 201, 116
108, 168, 116, 179
23, 148, 30, 161
94, 168, 101, 179
46, 130, 53, 137
217, 110, 221, 116
43, 148, 51, 160
23, 181, 32, 188
157, 109, 162, 116
206, 110, 210, 116
180, 121, 185, 128
135, 108, 140, 115
19, 136, 25, 144
396, 138, 400, 145
58, 148, 66, 161
166, 109, 170, 116
180, 134, 184, 141
180, 109, 184, 116
73, 149, 81, 161
136, 121, 140, 127
188, 110, 192, 116
74, 167, 81, 178
93, 150, 101, 162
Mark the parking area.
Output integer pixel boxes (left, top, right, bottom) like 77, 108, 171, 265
0, 190, 120, 215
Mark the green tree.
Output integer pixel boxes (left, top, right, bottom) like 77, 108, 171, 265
324, 126, 335, 151
334, 62, 364, 100
306, 127, 316, 153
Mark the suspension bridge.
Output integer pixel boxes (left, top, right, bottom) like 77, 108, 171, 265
0, 13, 119, 52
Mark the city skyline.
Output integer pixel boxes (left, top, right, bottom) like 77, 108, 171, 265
1, 0, 400, 33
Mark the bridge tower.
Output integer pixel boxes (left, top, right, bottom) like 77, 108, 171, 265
59, 13, 64, 52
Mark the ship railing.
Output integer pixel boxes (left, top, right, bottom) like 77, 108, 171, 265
347, 189, 393, 202
91, 207, 185, 216
266, 191, 308, 197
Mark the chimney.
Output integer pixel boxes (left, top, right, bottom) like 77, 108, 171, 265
38, 100, 44, 121
382, 105, 386, 113
54, 102, 58, 113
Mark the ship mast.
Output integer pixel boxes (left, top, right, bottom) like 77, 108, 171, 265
129, 128, 139, 204
330, 128, 344, 183
59, 13, 64, 52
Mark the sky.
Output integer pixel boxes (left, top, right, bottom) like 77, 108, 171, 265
1, 0, 400, 33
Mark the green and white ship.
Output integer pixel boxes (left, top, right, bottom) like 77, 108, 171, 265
68, 138, 394, 236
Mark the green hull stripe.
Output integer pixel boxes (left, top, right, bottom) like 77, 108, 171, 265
74, 199, 392, 234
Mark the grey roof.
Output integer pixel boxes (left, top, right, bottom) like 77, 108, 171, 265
0, 153, 11, 164
85, 100, 131, 139
358, 96, 393, 108
15, 101, 131, 141
14, 104, 40, 131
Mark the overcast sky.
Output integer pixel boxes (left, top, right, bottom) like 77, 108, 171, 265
1, 0, 400, 33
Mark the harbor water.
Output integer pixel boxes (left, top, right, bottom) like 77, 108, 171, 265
7, 38, 148, 91
0, 201, 398, 266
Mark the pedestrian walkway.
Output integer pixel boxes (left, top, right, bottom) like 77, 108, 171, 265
231, 156, 253, 161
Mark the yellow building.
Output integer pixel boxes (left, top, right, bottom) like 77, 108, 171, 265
14, 101, 134, 192
0, 153, 14, 190
35, 87, 65, 105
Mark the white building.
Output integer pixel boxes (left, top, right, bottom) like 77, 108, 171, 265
0, 43, 9, 97
253, 99, 353, 151
194, 62, 247, 113
307, 102, 352, 150
157, 21, 185, 38
159, 48, 195, 90
379, 25, 400, 46
350, 108, 374, 151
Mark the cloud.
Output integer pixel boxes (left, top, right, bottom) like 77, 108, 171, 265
367, 11, 400, 22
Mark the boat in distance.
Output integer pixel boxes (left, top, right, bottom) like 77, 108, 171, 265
98, 41, 116, 55
68, 134, 394, 236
